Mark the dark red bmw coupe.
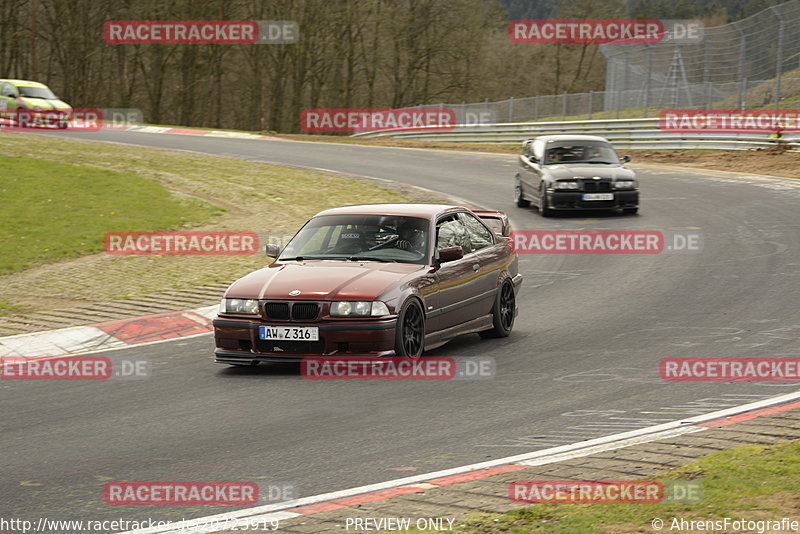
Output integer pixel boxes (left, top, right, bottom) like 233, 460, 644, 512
213, 204, 522, 364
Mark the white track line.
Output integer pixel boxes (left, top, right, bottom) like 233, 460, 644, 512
120, 390, 800, 534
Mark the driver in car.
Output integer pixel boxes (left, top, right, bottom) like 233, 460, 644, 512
395, 226, 425, 254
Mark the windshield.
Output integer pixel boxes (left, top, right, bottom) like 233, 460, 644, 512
17, 86, 57, 99
279, 214, 429, 264
544, 141, 619, 165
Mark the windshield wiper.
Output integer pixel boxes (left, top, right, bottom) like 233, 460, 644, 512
347, 256, 396, 262
279, 256, 329, 261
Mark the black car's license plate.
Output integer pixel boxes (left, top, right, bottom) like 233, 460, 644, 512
582, 193, 614, 201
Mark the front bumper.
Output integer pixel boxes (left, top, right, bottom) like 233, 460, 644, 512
213, 317, 397, 364
548, 190, 639, 210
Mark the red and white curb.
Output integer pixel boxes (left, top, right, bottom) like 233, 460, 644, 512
123, 125, 285, 141
120, 391, 800, 534
0, 305, 217, 358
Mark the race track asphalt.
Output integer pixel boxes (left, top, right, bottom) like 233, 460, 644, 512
2, 130, 799, 526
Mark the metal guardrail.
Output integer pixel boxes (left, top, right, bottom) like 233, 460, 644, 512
352, 117, 799, 151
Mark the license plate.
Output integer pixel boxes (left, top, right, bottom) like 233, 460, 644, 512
582, 193, 614, 201
259, 326, 319, 341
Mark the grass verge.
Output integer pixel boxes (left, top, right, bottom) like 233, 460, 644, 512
397, 440, 800, 533
0, 132, 410, 314
0, 154, 219, 275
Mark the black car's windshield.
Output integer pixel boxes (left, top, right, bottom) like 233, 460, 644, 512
16, 86, 57, 99
279, 214, 429, 264
543, 141, 619, 165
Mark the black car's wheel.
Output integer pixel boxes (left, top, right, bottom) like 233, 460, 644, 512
514, 178, 530, 207
623, 207, 638, 215
540, 184, 554, 217
395, 299, 425, 357
479, 280, 516, 338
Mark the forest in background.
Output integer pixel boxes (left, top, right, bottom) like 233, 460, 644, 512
0, 0, 786, 131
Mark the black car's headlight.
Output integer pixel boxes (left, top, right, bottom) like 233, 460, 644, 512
613, 180, 638, 190
552, 181, 579, 190
219, 298, 259, 314
330, 301, 390, 317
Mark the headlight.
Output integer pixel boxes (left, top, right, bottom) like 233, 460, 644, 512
552, 181, 579, 190
219, 298, 259, 314
613, 180, 638, 190
331, 301, 390, 317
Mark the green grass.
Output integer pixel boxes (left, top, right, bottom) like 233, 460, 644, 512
0, 133, 412, 311
0, 154, 220, 274
393, 440, 800, 533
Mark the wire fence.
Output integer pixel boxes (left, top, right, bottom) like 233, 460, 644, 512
408, 0, 800, 123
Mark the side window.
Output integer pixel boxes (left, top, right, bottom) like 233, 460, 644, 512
481, 217, 503, 236
532, 139, 545, 161
522, 141, 533, 157
0, 83, 15, 97
458, 213, 493, 251
436, 215, 472, 255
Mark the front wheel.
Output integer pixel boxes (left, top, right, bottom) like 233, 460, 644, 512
514, 179, 530, 207
540, 185, 553, 217
623, 207, 638, 215
395, 299, 425, 357
479, 280, 516, 338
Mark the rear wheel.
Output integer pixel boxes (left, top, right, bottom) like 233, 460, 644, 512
623, 207, 638, 215
395, 299, 425, 357
514, 178, 530, 207
479, 280, 516, 338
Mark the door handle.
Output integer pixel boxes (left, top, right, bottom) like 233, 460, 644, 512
472, 264, 480, 272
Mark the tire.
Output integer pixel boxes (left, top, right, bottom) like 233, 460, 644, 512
479, 280, 516, 338
395, 299, 425, 357
540, 185, 553, 217
623, 208, 638, 215
514, 178, 530, 208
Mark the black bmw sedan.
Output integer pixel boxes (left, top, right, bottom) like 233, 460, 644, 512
514, 135, 639, 216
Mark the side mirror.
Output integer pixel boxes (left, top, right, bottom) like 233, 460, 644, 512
265, 244, 281, 258
438, 246, 464, 263
620, 155, 631, 163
